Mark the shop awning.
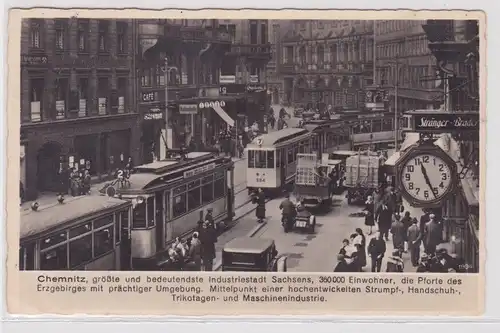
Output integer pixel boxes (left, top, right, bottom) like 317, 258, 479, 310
212, 104, 235, 127
385, 152, 401, 167
399, 132, 420, 151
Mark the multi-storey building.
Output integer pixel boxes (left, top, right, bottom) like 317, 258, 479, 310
20, 18, 139, 201
279, 20, 375, 110
374, 20, 442, 113
266, 20, 292, 105
136, 19, 231, 162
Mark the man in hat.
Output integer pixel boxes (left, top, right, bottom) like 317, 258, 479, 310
367, 231, 386, 272
205, 208, 214, 229
386, 250, 404, 273
416, 253, 430, 272
199, 220, 217, 271
390, 213, 406, 256
407, 218, 422, 267
423, 213, 442, 255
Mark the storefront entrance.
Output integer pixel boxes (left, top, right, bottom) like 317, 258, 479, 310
36, 142, 63, 193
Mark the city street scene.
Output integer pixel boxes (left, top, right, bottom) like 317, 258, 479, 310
19, 18, 480, 274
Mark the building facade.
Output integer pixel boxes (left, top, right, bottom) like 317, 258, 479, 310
266, 20, 292, 105
278, 20, 375, 110
374, 20, 442, 113
422, 19, 480, 272
137, 19, 231, 162
20, 18, 139, 201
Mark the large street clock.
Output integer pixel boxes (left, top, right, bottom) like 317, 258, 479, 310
396, 143, 457, 208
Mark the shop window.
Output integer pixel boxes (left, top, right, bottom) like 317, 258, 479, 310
214, 177, 225, 199
30, 78, 44, 122
55, 78, 68, 120
40, 244, 68, 270
97, 77, 109, 115
132, 201, 147, 228
147, 196, 155, 227
69, 234, 93, 268
188, 181, 201, 211
78, 19, 89, 52
94, 225, 114, 257
202, 176, 214, 204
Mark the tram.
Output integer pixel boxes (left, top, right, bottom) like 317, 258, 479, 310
115, 151, 235, 270
246, 127, 313, 194
302, 119, 351, 157
20, 195, 132, 271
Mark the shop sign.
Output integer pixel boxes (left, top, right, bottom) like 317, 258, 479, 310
21, 54, 48, 66
358, 112, 385, 119
142, 92, 157, 102
183, 163, 216, 178
220, 84, 245, 95
220, 75, 236, 84
249, 75, 259, 83
406, 111, 479, 132
246, 85, 266, 93
198, 100, 226, 109
144, 111, 163, 120
179, 104, 198, 115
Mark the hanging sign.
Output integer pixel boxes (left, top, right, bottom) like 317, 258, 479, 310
179, 104, 198, 115
402, 111, 479, 133
198, 100, 226, 109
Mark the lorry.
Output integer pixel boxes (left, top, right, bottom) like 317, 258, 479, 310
344, 151, 385, 205
294, 153, 331, 210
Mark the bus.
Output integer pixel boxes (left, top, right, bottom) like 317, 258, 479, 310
116, 151, 235, 270
20, 195, 132, 271
246, 127, 313, 194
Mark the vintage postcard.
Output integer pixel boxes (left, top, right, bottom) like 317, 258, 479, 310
7, 8, 485, 315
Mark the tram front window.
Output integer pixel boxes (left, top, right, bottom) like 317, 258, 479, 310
133, 201, 147, 228
69, 234, 92, 268
40, 244, 68, 270
248, 150, 268, 168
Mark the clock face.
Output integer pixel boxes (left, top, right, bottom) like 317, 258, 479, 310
400, 153, 453, 203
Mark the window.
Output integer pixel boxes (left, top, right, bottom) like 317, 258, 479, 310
117, 78, 126, 113
30, 20, 41, 48
382, 118, 393, 131
173, 185, 187, 218
97, 77, 109, 115
55, 20, 66, 51
286, 46, 293, 64
40, 244, 68, 270
202, 175, 214, 204
117, 22, 127, 53
41, 231, 67, 250
287, 148, 294, 164
147, 196, 155, 227
78, 78, 88, 117
250, 20, 258, 44
19, 243, 35, 270
267, 151, 275, 168
30, 78, 43, 122
94, 225, 114, 257
141, 68, 152, 87
133, 201, 146, 228
248, 150, 268, 168
55, 78, 68, 119
260, 22, 267, 44
214, 177, 225, 199
98, 21, 109, 52
156, 65, 165, 86
78, 20, 89, 52
69, 234, 93, 268
187, 180, 201, 211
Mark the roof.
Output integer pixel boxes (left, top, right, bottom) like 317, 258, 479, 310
326, 159, 343, 165
384, 152, 401, 167
21, 195, 130, 240
332, 150, 358, 156
248, 128, 309, 147
223, 237, 275, 253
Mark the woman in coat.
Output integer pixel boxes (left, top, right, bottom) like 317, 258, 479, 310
354, 228, 367, 269
255, 188, 266, 223
364, 196, 375, 235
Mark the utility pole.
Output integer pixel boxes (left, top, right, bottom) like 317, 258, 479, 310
373, 22, 377, 85
394, 55, 399, 151
160, 58, 178, 160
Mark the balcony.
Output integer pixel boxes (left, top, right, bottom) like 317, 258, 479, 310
226, 44, 271, 60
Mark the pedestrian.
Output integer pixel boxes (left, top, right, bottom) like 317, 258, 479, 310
199, 221, 217, 271
401, 211, 412, 252
367, 231, 386, 272
188, 232, 202, 271
423, 214, 442, 255
364, 195, 375, 235
377, 202, 392, 241
334, 254, 349, 272
354, 228, 367, 269
407, 218, 422, 267
390, 214, 405, 256
255, 188, 266, 223
386, 250, 404, 273
416, 253, 430, 272
419, 209, 431, 235
205, 208, 214, 229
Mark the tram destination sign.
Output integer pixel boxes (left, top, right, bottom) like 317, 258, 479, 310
183, 163, 216, 178
402, 111, 479, 133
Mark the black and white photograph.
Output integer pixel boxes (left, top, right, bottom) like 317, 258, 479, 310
18, 17, 480, 274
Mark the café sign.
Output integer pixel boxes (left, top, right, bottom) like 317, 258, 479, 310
183, 163, 216, 178
402, 111, 479, 132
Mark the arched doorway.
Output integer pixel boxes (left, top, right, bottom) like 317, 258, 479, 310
272, 87, 279, 105
37, 142, 63, 193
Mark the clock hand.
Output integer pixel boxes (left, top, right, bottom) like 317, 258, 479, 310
420, 163, 437, 199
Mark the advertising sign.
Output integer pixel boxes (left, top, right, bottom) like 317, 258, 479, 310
198, 100, 226, 109
179, 104, 198, 115
403, 111, 479, 132
219, 75, 236, 84
246, 85, 266, 93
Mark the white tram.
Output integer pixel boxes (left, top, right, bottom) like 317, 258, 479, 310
246, 128, 313, 194
116, 152, 235, 270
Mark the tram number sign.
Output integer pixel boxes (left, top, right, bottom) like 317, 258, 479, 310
184, 163, 216, 178
256, 177, 266, 183
198, 100, 226, 109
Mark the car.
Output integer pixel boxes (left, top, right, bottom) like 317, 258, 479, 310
221, 237, 287, 272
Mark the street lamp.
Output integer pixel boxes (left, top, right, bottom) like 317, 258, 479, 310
161, 58, 179, 159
